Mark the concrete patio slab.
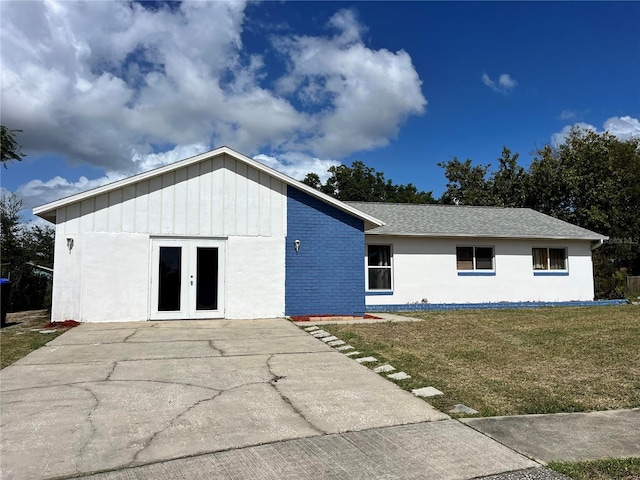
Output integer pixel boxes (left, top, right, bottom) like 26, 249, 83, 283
2, 317, 561, 480
13, 340, 221, 365
461, 408, 640, 463
267, 351, 447, 434
80, 421, 538, 480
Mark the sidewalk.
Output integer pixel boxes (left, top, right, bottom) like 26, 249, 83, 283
461, 408, 640, 464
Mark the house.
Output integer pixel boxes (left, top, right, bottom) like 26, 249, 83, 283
34, 147, 607, 322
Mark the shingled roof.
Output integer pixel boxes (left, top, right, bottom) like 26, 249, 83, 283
346, 202, 607, 241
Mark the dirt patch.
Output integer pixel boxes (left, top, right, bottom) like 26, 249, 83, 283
41, 320, 81, 329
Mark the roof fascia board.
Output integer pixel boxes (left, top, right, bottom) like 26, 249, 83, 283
33, 146, 384, 227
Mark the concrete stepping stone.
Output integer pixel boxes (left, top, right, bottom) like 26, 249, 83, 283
327, 340, 346, 346
387, 372, 411, 380
412, 387, 443, 397
344, 351, 361, 357
373, 364, 396, 373
321, 336, 339, 343
304, 326, 319, 332
355, 356, 377, 364
449, 404, 479, 414
312, 331, 331, 338
335, 345, 354, 351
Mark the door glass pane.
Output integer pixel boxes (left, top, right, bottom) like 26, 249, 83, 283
196, 247, 218, 310
158, 247, 181, 311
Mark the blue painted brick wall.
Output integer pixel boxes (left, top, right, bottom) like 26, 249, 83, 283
285, 186, 365, 316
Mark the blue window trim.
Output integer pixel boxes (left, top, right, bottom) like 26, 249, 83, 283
533, 271, 569, 276
457, 271, 496, 277
366, 290, 394, 296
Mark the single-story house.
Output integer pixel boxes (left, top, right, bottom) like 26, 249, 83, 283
34, 147, 608, 322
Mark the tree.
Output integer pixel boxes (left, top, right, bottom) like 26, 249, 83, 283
1, 126, 25, 167
438, 157, 494, 205
527, 128, 640, 297
489, 147, 527, 207
306, 161, 435, 204
1, 193, 55, 311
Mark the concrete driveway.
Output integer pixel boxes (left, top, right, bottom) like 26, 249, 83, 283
1, 318, 537, 480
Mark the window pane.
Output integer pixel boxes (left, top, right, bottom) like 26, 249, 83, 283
456, 247, 473, 270
475, 247, 494, 270
158, 247, 181, 311
532, 248, 548, 270
549, 248, 567, 270
368, 245, 391, 266
369, 268, 391, 290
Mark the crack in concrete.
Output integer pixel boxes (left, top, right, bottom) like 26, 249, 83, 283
208, 340, 225, 355
105, 361, 117, 380
70, 384, 100, 474
265, 354, 326, 435
129, 390, 224, 466
122, 330, 138, 343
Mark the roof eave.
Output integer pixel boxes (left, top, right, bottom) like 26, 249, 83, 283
365, 231, 608, 241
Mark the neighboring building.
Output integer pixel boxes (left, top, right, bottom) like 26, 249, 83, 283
34, 147, 607, 322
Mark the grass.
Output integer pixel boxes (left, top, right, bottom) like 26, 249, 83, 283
1, 310, 72, 369
548, 458, 640, 480
321, 305, 640, 417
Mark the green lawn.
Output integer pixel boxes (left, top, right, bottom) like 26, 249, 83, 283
321, 305, 640, 417
548, 458, 640, 480
0, 311, 71, 369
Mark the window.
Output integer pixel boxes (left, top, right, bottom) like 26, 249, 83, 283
533, 247, 567, 271
367, 245, 392, 290
456, 246, 494, 271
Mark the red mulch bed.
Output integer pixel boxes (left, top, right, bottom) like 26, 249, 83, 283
41, 320, 81, 329
290, 314, 381, 322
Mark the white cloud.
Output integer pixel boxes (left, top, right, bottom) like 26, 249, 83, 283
481, 72, 518, 94
1, 2, 426, 209
603, 116, 640, 140
254, 153, 340, 183
273, 8, 427, 157
551, 116, 640, 146
559, 110, 577, 120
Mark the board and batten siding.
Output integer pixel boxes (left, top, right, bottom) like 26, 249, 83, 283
50, 153, 288, 322
57, 154, 287, 237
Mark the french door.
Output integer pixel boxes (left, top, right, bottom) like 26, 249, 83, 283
150, 239, 225, 320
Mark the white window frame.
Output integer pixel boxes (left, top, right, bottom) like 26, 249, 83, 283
366, 244, 393, 292
456, 245, 495, 272
532, 247, 568, 272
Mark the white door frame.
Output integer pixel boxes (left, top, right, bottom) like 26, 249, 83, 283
149, 238, 226, 320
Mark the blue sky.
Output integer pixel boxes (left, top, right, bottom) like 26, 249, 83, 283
1, 1, 639, 220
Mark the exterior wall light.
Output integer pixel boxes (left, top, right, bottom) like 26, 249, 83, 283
66, 238, 74, 253
294, 239, 300, 253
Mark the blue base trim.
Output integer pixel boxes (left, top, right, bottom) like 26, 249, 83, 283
366, 299, 629, 313
366, 291, 394, 296
534, 271, 570, 276
457, 271, 496, 276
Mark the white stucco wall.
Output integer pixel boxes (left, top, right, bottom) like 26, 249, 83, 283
50, 154, 288, 322
225, 236, 285, 319
365, 236, 596, 305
